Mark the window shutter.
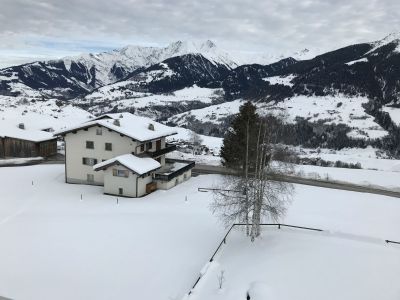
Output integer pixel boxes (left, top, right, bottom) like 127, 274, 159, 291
82, 157, 86, 165
113, 169, 117, 176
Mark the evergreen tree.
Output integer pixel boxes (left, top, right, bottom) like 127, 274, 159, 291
220, 101, 260, 171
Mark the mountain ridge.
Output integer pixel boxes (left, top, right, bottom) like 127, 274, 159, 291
2, 33, 400, 155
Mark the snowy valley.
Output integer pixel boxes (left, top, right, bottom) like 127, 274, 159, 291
1, 33, 400, 300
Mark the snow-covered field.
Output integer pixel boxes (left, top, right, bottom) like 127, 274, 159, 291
262, 95, 388, 139
168, 99, 244, 126
296, 146, 400, 171
296, 164, 400, 191
189, 227, 400, 300
0, 165, 224, 300
0, 165, 399, 299
262, 74, 295, 86
382, 105, 400, 125
77, 85, 224, 116
167, 95, 389, 141
167, 127, 223, 155
0, 157, 43, 166
167, 151, 222, 166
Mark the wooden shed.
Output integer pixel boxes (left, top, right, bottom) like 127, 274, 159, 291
0, 123, 57, 158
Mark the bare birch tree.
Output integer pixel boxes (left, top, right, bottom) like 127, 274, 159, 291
189, 131, 203, 154
212, 113, 295, 241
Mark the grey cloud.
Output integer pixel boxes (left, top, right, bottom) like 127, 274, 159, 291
1, 0, 400, 67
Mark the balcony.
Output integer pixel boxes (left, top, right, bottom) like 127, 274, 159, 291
147, 143, 176, 158
154, 159, 195, 182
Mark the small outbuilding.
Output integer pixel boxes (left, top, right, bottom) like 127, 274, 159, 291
93, 154, 161, 197
0, 122, 57, 158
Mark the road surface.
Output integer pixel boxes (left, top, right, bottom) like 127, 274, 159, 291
192, 164, 400, 198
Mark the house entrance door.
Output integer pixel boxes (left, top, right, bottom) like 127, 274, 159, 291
156, 140, 161, 150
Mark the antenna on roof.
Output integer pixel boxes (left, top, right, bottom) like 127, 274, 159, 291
148, 123, 155, 131
113, 119, 121, 127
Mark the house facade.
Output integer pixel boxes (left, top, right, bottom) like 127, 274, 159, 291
56, 113, 194, 197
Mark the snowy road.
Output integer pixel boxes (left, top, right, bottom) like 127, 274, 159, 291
193, 164, 400, 198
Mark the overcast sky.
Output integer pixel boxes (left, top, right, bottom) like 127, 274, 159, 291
0, 0, 399, 68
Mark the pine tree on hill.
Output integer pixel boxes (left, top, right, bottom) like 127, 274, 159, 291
220, 101, 260, 171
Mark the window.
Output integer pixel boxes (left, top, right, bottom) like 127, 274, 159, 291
96, 128, 102, 135
112, 169, 129, 178
105, 143, 112, 151
87, 174, 94, 182
140, 144, 145, 152
82, 157, 98, 166
86, 141, 94, 149
119, 188, 123, 195
146, 141, 152, 150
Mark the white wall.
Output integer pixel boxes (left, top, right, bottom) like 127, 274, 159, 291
102, 165, 155, 197
137, 173, 153, 197
156, 170, 192, 190
103, 165, 137, 197
64, 125, 168, 186
64, 125, 139, 185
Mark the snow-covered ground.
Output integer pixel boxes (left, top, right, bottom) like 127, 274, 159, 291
0, 157, 43, 166
168, 95, 388, 141
0, 165, 224, 300
189, 227, 400, 300
167, 151, 222, 166
77, 85, 225, 116
0, 165, 399, 299
170, 99, 241, 125
262, 95, 388, 139
296, 164, 400, 191
382, 105, 400, 125
168, 127, 223, 154
296, 146, 400, 171
167, 99, 244, 126
262, 74, 295, 86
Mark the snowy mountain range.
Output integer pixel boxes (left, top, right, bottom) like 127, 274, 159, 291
0, 40, 239, 99
2, 33, 400, 155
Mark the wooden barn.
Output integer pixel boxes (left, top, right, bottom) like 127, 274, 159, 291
0, 123, 57, 158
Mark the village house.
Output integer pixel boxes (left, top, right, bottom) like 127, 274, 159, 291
0, 122, 57, 158
56, 113, 194, 197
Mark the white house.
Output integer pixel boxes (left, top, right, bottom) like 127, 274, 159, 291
56, 113, 194, 197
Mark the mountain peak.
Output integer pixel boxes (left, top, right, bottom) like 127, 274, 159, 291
166, 40, 219, 54
368, 32, 400, 54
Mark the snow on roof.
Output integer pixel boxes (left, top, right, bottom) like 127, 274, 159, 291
55, 112, 177, 142
93, 154, 161, 175
0, 121, 56, 142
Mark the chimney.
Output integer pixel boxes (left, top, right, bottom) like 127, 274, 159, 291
113, 119, 120, 127
148, 123, 155, 131
18, 123, 25, 130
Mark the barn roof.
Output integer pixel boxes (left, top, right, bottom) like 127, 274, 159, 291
54, 112, 177, 142
0, 121, 56, 143
93, 154, 161, 175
